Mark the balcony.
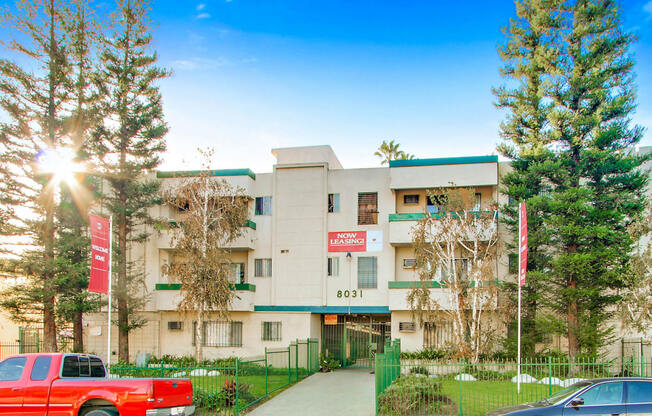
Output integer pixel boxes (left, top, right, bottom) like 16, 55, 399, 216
155, 283, 256, 311
163, 220, 256, 251
388, 212, 497, 246
387, 281, 452, 311
157, 168, 256, 197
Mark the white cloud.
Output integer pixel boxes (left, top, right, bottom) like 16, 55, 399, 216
645, 1, 652, 19
196, 12, 211, 19
196, 3, 205, 10
171, 57, 230, 71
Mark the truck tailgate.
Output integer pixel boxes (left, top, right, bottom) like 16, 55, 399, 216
153, 379, 193, 407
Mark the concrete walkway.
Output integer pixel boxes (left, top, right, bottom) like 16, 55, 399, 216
246, 369, 375, 416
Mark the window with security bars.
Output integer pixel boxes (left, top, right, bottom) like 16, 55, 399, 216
357, 192, 378, 225
423, 322, 453, 349
255, 196, 272, 215
192, 321, 243, 347
439, 258, 469, 280
261, 321, 282, 341
358, 256, 377, 289
255, 258, 272, 277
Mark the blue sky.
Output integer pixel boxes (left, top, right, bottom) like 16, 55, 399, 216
4, 1, 652, 172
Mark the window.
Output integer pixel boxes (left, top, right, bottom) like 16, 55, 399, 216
255, 259, 272, 277
262, 322, 282, 341
508, 253, 518, 274
90, 357, 106, 377
78, 356, 90, 376
404, 194, 419, 204
255, 196, 272, 215
62, 356, 80, 377
627, 381, 652, 403
402, 258, 417, 268
229, 263, 245, 284
30, 356, 51, 381
440, 258, 469, 280
0, 357, 27, 381
328, 257, 339, 276
473, 193, 481, 211
427, 194, 448, 214
358, 192, 378, 225
358, 256, 377, 289
579, 382, 624, 406
193, 321, 243, 347
423, 322, 453, 349
328, 193, 340, 213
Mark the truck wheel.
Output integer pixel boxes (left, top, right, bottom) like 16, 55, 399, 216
81, 410, 119, 416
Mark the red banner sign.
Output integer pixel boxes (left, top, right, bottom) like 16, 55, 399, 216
328, 231, 366, 252
519, 202, 528, 287
89, 214, 111, 294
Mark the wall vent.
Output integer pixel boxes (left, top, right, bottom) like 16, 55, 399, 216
399, 322, 416, 333
168, 321, 183, 331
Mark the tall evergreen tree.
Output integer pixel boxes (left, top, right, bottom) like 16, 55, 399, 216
496, 0, 647, 357
89, 0, 169, 363
0, 0, 75, 351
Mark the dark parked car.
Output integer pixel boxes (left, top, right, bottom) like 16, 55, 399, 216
487, 378, 652, 416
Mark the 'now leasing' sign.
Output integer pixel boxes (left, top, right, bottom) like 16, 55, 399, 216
328, 231, 382, 252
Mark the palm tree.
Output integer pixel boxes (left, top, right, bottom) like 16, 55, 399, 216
374, 140, 414, 165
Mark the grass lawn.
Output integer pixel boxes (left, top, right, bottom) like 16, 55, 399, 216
190, 373, 292, 399
439, 380, 563, 416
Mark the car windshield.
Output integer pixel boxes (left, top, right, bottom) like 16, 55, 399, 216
540, 382, 592, 404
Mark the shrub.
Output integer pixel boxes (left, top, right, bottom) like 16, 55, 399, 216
408, 365, 429, 376
319, 354, 341, 372
378, 376, 457, 416
221, 379, 255, 407
401, 348, 449, 360
193, 388, 226, 410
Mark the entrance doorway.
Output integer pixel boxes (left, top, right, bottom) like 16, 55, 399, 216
321, 314, 391, 369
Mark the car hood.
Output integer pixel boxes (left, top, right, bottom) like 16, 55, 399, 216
486, 401, 548, 416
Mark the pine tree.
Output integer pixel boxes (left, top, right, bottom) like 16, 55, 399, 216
0, 0, 75, 351
495, 0, 647, 357
493, 0, 561, 357
89, 0, 169, 363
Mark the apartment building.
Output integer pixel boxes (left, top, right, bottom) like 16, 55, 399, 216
84, 145, 508, 364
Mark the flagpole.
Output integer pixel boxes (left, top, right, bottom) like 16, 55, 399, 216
517, 206, 522, 394
107, 216, 113, 370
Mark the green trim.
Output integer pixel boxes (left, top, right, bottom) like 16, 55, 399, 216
254, 305, 391, 314
155, 283, 256, 292
389, 211, 496, 221
168, 219, 256, 229
157, 168, 256, 180
389, 155, 498, 168
388, 281, 444, 289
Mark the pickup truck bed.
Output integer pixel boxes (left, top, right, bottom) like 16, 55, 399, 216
0, 353, 194, 416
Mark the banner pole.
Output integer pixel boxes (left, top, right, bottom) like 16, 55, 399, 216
517, 206, 522, 394
107, 216, 113, 369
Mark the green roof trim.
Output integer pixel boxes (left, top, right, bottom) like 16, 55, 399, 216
245, 220, 256, 230
389, 155, 498, 168
389, 211, 497, 222
168, 219, 256, 229
388, 281, 444, 289
157, 169, 256, 180
155, 283, 256, 292
253, 305, 391, 314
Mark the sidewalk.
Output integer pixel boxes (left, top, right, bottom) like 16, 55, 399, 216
246, 368, 375, 416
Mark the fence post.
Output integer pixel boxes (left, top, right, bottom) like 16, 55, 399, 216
235, 358, 240, 416
288, 345, 291, 385
458, 359, 463, 416
295, 339, 299, 381
265, 347, 269, 396
306, 339, 310, 373
642, 338, 645, 377
160, 362, 164, 378
621, 338, 625, 375
548, 356, 552, 396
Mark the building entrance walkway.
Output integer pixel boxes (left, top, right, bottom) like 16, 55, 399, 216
246, 368, 375, 416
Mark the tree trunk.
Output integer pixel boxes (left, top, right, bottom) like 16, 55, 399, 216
567, 280, 579, 358
73, 310, 83, 353
118, 209, 129, 363
196, 305, 203, 362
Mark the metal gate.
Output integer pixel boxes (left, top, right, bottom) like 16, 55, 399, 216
321, 315, 391, 369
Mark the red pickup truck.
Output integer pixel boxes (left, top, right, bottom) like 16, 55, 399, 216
0, 353, 195, 416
